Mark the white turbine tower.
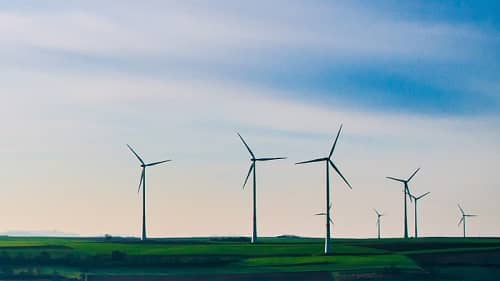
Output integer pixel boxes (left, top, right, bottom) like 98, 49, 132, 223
237, 133, 286, 244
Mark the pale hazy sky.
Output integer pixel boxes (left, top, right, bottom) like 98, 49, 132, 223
0, 1, 499, 238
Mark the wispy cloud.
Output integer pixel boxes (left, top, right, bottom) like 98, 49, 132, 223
1, 1, 498, 116
0, 1, 499, 237
0, 1, 495, 61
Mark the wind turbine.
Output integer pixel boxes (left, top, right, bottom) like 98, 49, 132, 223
374, 209, 384, 239
315, 203, 333, 229
458, 204, 477, 238
238, 133, 286, 244
296, 124, 352, 255
386, 168, 420, 239
409, 191, 430, 238
127, 144, 171, 241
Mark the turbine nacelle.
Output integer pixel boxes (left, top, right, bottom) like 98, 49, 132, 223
127, 144, 171, 194
373, 208, 384, 218
238, 133, 286, 189
386, 168, 420, 203
458, 216, 476, 226
295, 125, 352, 190
458, 204, 477, 226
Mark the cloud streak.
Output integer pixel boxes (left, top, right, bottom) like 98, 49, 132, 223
0, 1, 495, 62
0, 1, 499, 237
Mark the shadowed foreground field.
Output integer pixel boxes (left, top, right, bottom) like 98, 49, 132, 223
0, 236, 498, 280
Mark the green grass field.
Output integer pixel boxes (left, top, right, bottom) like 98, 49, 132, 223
0, 236, 498, 280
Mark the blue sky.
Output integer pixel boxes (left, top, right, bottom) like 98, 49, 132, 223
0, 1, 499, 238
3, 0, 498, 115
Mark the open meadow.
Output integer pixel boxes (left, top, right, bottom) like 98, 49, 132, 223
0, 236, 499, 280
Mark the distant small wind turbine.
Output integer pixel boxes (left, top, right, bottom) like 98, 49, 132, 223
386, 168, 420, 239
296, 124, 352, 255
409, 191, 430, 238
127, 144, 171, 241
237, 133, 286, 244
315, 203, 333, 224
458, 204, 477, 238
374, 209, 384, 239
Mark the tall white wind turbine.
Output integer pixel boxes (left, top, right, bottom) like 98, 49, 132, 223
127, 144, 171, 241
238, 133, 286, 244
296, 125, 352, 255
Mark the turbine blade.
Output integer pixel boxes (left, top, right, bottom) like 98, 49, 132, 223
295, 157, 327, 165
315, 213, 326, 216
458, 204, 465, 215
328, 124, 343, 159
256, 157, 287, 161
405, 185, 413, 203
407, 168, 420, 182
373, 209, 380, 216
458, 217, 464, 226
386, 177, 406, 183
329, 218, 334, 224
405, 188, 413, 198
329, 160, 352, 189
242, 163, 254, 189
137, 169, 145, 193
146, 160, 171, 167
417, 192, 431, 200
467, 214, 478, 217
237, 133, 255, 159
127, 144, 145, 165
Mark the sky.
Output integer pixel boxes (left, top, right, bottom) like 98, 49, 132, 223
0, 0, 499, 238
